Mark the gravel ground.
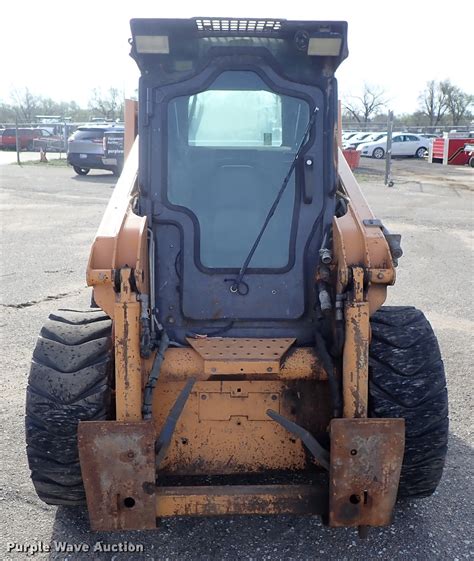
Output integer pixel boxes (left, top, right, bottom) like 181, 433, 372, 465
0, 159, 473, 560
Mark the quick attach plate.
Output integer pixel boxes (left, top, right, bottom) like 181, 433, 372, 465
78, 421, 156, 531
329, 418, 405, 527
187, 337, 295, 375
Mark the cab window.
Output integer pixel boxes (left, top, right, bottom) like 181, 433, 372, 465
167, 71, 310, 269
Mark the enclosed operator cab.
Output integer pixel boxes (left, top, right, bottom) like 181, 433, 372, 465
130, 18, 348, 343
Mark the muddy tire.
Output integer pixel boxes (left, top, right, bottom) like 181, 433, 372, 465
73, 166, 90, 176
369, 306, 448, 498
25, 309, 113, 505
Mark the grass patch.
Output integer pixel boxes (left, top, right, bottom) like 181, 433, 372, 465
354, 167, 385, 184
354, 173, 378, 183
17, 157, 68, 167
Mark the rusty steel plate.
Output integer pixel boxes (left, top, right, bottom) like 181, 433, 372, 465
78, 421, 156, 531
329, 418, 405, 527
153, 380, 331, 475
156, 484, 328, 517
187, 337, 295, 374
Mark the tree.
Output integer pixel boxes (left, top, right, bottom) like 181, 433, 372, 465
10, 87, 40, 122
66, 100, 90, 122
343, 84, 387, 128
395, 111, 430, 127
442, 80, 473, 126
0, 102, 16, 123
418, 80, 448, 126
88, 87, 124, 120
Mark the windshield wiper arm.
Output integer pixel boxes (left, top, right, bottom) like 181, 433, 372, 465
230, 106, 319, 295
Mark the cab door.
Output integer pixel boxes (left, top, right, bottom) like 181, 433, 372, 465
149, 65, 328, 325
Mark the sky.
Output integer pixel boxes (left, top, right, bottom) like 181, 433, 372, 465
2, 0, 473, 114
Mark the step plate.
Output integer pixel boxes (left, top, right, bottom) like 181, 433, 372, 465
329, 418, 405, 527
187, 337, 295, 374
78, 421, 156, 531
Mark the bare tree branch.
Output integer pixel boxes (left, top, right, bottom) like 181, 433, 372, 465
440, 80, 474, 126
10, 87, 39, 122
343, 84, 387, 128
418, 80, 448, 126
88, 87, 124, 120
342, 102, 362, 124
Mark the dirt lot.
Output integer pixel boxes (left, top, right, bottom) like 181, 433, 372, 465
357, 156, 474, 193
0, 159, 473, 560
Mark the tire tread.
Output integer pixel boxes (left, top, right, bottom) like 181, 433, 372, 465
369, 306, 448, 498
26, 308, 113, 505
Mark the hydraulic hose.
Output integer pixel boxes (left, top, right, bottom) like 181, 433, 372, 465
315, 331, 342, 418
142, 330, 170, 420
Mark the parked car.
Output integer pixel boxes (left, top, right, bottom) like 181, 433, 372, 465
67, 124, 124, 175
346, 132, 387, 149
365, 132, 386, 143
0, 128, 43, 150
464, 144, 474, 167
102, 129, 125, 176
418, 133, 440, 140
342, 132, 374, 149
358, 133, 429, 159
342, 131, 358, 141
32, 129, 66, 152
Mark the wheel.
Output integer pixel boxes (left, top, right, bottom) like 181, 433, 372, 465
25, 308, 113, 505
112, 165, 123, 177
73, 166, 90, 176
372, 147, 385, 159
469, 156, 474, 168
369, 306, 448, 498
415, 147, 427, 158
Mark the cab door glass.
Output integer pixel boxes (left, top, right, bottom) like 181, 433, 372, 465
167, 71, 310, 270
189, 90, 283, 147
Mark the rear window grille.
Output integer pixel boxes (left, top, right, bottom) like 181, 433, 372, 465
195, 19, 282, 33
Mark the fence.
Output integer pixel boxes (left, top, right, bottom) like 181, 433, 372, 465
0, 121, 77, 164
341, 122, 473, 134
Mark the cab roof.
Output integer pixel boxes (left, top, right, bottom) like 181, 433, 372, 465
129, 17, 349, 77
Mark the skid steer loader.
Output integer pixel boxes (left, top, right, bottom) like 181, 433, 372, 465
25, 18, 448, 533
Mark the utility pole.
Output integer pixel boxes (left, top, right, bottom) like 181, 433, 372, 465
62, 121, 68, 159
384, 110, 394, 187
15, 116, 21, 165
